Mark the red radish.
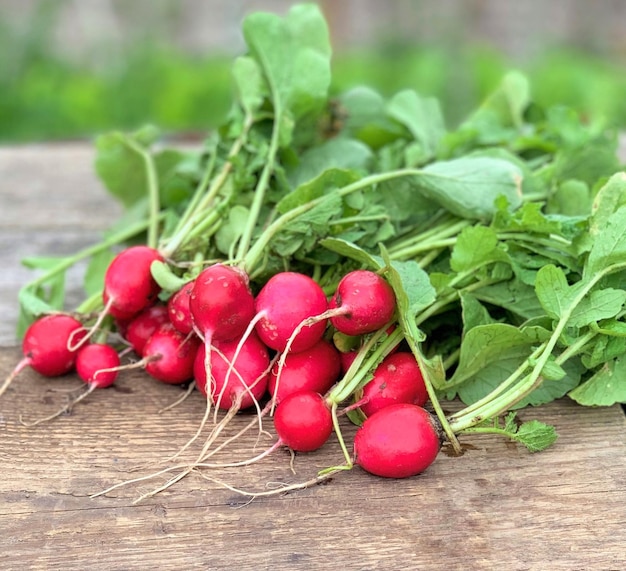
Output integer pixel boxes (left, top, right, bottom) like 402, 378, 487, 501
76, 343, 121, 389
189, 264, 255, 343
0, 314, 86, 398
354, 404, 442, 478
254, 272, 328, 353
357, 352, 428, 418
143, 323, 200, 385
167, 280, 195, 335
194, 331, 269, 410
268, 339, 341, 404
103, 246, 164, 321
273, 391, 333, 452
125, 303, 169, 355
329, 270, 396, 336
339, 350, 358, 375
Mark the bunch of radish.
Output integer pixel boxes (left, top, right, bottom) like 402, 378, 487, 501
4, 240, 443, 484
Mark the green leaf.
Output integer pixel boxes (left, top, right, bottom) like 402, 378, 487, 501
568, 356, 626, 406
460, 293, 495, 334
21, 256, 67, 271
277, 168, 360, 213
513, 420, 558, 453
232, 55, 265, 115
94, 128, 157, 209
589, 172, 626, 237
473, 279, 544, 320
450, 323, 535, 388
450, 225, 509, 272
382, 255, 437, 317
585, 206, 626, 278
469, 71, 530, 130
215, 205, 250, 256
534, 264, 572, 321
84, 249, 115, 297
287, 138, 372, 188
242, 3, 331, 142
385, 89, 446, 159
319, 238, 382, 270
416, 157, 523, 220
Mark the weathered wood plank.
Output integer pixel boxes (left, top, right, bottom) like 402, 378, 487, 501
1, 348, 625, 571
0, 144, 123, 346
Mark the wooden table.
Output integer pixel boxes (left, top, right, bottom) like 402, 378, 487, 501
1, 144, 625, 571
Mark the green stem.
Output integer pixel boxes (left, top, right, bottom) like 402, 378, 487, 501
125, 139, 160, 249
242, 168, 432, 273
234, 110, 281, 262
161, 116, 253, 257
331, 402, 353, 468
449, 263, 626, 432
22, 218, 152, 291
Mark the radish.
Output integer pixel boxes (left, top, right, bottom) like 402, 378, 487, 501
189, 264, 255, 344
194, 331, 270, 411
354, 404, 442, 478
19, 341, 122, 426
124, 303, 169, 355
76, 343, 121, 389
329, 270, 396, 336
273, 391, 333, 452
103, 246, 164, 321
356, 352, 428, 418
143, 323, 200, 385
254, 272, 328, 353
0, 314, 85, 398
167, 279, 195, 335
268, 339, 341, 404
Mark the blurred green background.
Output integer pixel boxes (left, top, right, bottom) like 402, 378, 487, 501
3, 0, 626, 142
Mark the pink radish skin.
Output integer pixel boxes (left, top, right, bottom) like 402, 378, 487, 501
274, 391, 333, 452
358, 352, 428, 418
190, 264, 255, 343
194, 332, 270, 410
125, 303, 169, 356
143, 323, 200, 385
354, 404, 442, 478
0, 314, 86, 398
23, 314, 85, 376
339, 350, 358, 375
329, 270, 396, 336
75, 343, 121, 389
167, 280, 195, 335
268, 339, 341, 404
103, 246, 164, 321
254, 272, 328, 353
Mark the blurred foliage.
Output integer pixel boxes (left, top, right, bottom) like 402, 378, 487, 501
2, 3, 626, 142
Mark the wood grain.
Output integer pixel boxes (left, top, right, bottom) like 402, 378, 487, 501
1, 348, 625, 571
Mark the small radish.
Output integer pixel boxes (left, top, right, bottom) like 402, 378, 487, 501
167, 279, 195, 335
356, 352, 428, 418
0, 314, 86, 398
103, 246, 164, 321
76, 343, 121, 389
20, 342, 123, 426
329, 270, 396, 336
254, 272, 328, 353
268, 339, 341, 404
354, 404, 442, 478
273, 391, 333, 452
125, 303, 169, 355
189, 264, 255, 344
194, 331, 270, 411
143, 323, 201, 385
